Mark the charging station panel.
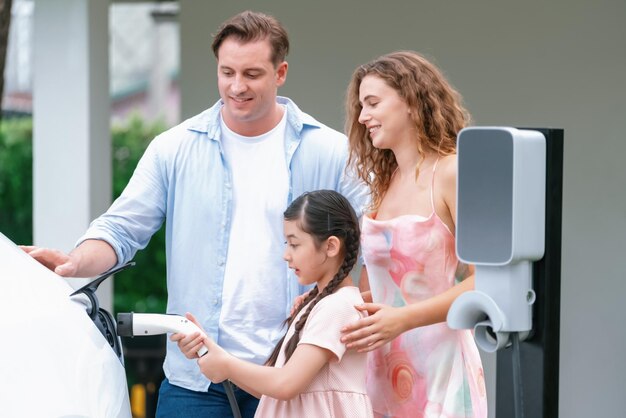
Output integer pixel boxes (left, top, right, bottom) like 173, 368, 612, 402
457, 128, 514, 264
457, 127, 546, 266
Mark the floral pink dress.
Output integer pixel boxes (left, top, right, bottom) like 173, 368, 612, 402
361, 165, 487, 418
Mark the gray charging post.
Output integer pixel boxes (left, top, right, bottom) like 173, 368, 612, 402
496, 127, 562, 418
448, 127, 563, 417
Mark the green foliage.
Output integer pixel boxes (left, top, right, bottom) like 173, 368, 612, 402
111, 117, 169, 314
0, 116, 169, 314
0, 118, 33, 245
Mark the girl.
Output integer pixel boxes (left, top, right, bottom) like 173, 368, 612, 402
340, 51, 488, 417
178, 190, 373, 418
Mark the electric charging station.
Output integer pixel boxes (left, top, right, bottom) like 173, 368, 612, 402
448, 127, 563, 418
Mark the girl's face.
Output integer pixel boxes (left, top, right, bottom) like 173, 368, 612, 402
283, 220, 338, 290
357, 74, 414, 151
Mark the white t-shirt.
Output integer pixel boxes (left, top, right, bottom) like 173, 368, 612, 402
218, 109, 290, 363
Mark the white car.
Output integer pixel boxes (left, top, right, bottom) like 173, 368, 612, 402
0, 232, 131, 417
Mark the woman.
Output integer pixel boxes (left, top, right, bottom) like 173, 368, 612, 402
341, 51, 488, 418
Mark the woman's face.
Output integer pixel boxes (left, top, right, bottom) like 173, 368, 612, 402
357, 74, 414, 151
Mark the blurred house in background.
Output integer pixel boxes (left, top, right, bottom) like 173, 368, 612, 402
5, 2, 625, 417
3, 0, 180, 126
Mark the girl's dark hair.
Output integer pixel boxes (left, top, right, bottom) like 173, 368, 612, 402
265, 190, 361, 366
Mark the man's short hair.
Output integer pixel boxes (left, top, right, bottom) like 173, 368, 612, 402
212, 10, 290, 67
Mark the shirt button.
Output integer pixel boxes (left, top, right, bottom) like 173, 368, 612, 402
218, 260, 224, 266
214, 297, 219, 305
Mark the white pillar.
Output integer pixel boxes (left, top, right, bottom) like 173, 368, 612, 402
33, 0, 112, 310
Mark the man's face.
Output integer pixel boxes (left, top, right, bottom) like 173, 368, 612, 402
216, 37, 288, 136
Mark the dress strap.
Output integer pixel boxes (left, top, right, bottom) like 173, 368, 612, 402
430, 157, 440, 213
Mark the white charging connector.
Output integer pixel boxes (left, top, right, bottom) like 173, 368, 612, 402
117, 312, 208, 357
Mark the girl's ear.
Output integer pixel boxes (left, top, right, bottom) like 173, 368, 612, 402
325, 236, 342, 258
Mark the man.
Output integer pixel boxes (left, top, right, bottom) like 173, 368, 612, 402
22, 10, 368, 418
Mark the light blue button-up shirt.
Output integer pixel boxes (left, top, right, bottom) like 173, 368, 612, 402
79, 97, 369, 391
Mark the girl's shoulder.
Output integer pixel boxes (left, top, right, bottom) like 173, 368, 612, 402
309, 286, 363, 320
329, 286, 364, 305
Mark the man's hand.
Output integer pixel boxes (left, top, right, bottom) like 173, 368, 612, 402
340, 303, 409, 352
20, 240, 117, 278
289, 292, 308, 317
19, 246, 79, 277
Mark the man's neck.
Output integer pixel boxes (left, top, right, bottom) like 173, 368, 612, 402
221, 103, 285, 137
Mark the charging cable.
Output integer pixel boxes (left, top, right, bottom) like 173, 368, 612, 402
223, 380, 241, 418
511, 332, 525, 418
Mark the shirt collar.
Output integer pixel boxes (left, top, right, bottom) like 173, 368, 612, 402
186, 96, 321, 141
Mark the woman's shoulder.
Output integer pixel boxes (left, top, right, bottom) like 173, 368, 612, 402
436, 154, 458, 189
438, 153, 457, 174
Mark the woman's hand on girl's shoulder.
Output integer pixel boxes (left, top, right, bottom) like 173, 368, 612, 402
339, 303, 409, 352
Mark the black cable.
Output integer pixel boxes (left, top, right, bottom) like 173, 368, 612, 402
223, 380, 242, 418
197, 350, 241, 418
511, 332, 525, 418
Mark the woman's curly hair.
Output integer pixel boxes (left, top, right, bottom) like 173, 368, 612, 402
345, 51, 471, 210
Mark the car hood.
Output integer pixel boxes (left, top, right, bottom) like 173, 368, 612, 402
0, 232, 131, 417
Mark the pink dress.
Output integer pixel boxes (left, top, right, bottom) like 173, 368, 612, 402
361, 164, 488, 418
254, 286, 374, 418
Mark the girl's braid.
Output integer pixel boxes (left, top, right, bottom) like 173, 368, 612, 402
265, 286, 318, 366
